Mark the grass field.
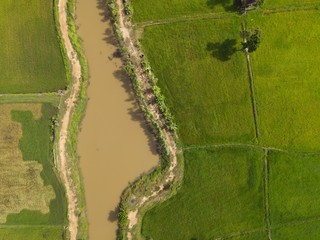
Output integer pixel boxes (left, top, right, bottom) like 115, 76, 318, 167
247, 11, 320, 151
137, 0, 320, 239
263, 0, 320, 8
0, 0, 66, 93
141, 18, 256, 146
272, 221, 320, 240
132, 0, 236, 22
269, 151, 320, 225
0, 103, 66, 238
142, 147, 265, 240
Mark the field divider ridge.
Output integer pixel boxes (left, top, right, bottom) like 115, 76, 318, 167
262, 2, 320, 15
241, 21, 260, 143
135, 12, 237, 30
0, 225, 63, 229
263, 149, 272, 240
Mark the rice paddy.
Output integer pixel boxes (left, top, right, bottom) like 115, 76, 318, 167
137, 0, 320, 239
0, 0, 67, 93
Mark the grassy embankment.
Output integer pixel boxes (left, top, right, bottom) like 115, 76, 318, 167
62, 0, 89, 238
125, 0, 320, 239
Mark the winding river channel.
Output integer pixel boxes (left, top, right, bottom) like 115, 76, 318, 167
76, 0, 159, 239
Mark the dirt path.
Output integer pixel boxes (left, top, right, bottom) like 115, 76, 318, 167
57, 0, 82, 239
116, 0, 179, 238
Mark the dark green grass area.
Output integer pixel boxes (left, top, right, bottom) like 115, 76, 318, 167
132, 0, 236, 23
5, 104, 67, 225
141, 19, 256, 146
142, 147, 265, 240
0, 226, 65, 240
272, 221, 320, 240
247, 11, 320, 151
268, 151, 320, 225
0, 0, 66, 93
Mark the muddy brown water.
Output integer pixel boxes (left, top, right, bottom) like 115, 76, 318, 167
76, 0, 159, 239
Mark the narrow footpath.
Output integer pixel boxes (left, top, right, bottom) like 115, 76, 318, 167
57, 0, 82, 239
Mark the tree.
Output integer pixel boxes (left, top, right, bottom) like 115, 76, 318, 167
241, 29, 261, 52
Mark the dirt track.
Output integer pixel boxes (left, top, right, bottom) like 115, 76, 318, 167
57, 0, 82, 239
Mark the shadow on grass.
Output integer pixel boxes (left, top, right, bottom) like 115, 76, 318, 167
206, 0, 238, 12
207, 39, 238, 62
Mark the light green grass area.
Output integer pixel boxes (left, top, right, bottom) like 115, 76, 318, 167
4, 104, 67, 225
230, 232, 268, 240
141, 19, 256, 146
132, 0, 235, 23
0, 0, 66, 93
272, 221, 320, 240
268, 151, 320, 225
142, 147, 265, 240
0, 226, 65, 240
247, 11, 320, 151
263, 0, 320, 8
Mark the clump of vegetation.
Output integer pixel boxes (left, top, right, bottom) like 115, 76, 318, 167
241, 28, 261, 52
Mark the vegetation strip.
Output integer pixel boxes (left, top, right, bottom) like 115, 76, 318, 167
0, 225, 63, 229
241, 22, 260, 142
56, 0, 85, 239
263, 149, 272, 240
136, 12, 236, 29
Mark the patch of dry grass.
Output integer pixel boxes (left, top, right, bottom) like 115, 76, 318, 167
0, 104, 55, 223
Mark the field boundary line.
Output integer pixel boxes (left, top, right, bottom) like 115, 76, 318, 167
271, 215, 320, 230
0, 225, 63, 229
213, 227, 265, 240
183, 143, 259, 150
241, 22, 260, 143
262, 3, 320, 15
263, 149, 272, 240
135, 12, 236, 30
183, 144, 320, 156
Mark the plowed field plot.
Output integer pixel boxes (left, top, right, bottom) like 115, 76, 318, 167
0, 0, 66, 93
137, 0, 320, 239
0, 103, 66, 239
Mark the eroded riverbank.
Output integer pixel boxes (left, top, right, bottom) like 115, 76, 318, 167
76, 0, 159, 239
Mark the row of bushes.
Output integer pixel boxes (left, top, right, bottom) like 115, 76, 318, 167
108, 1, 178, 239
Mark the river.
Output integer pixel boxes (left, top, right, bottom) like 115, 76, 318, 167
76, 0, 159, 239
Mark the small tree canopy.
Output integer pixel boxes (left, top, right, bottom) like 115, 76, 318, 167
241, 29, 261, 52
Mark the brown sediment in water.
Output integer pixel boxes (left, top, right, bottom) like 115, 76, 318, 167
76, 0, 159, 239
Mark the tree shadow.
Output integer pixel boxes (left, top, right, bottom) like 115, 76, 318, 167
113, 69, 159, 156
206, 0, 238, 12
96, 0, 119, 46
108, 207, 119, 222
207, 39, 238, 62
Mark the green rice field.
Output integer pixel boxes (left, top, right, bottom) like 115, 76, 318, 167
141, 18, 256, 146
137, 0, 320, 239
0, 0, 67, 93
142, 147, 265, 240
132, 0, 236, 22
